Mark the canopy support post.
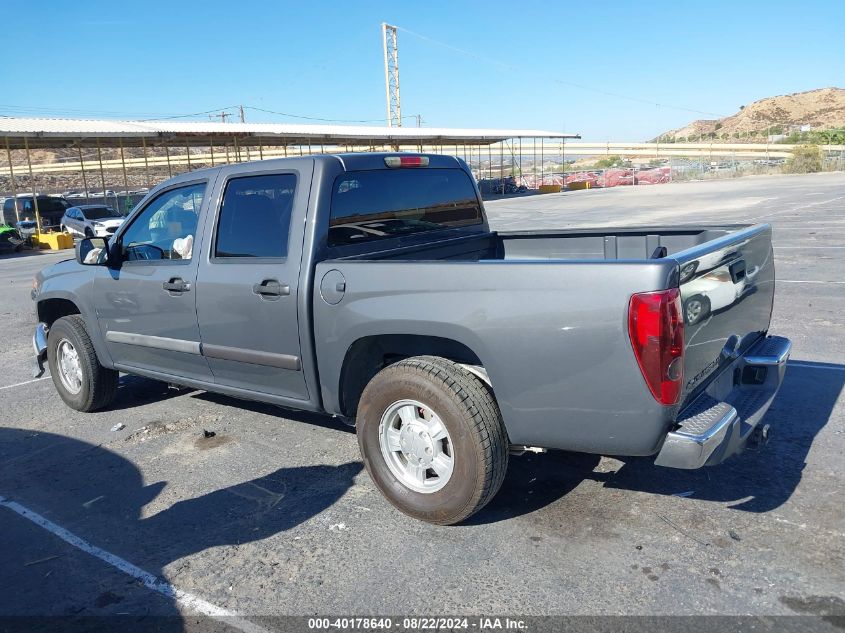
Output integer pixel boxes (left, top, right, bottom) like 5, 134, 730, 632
78, 146, 90, 205
5, 137, 20, 224
23, 137, 41, 235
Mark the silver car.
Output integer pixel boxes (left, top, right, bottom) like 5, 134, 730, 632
60, 205, 125, 238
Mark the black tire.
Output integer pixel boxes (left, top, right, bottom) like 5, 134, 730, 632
47, 315, 118, 412
684, 294, 711, 325
84, 227, 94, 238
357, 356, 508, 525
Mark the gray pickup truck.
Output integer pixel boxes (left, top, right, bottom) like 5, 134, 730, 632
31, 153, 790, 525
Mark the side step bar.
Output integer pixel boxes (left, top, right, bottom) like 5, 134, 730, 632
655, 336, 791, 469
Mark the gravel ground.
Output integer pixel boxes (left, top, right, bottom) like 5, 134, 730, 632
1, 172, 843, 628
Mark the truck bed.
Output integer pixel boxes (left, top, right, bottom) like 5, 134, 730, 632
337, 225, 748, 262
314, 223, 775, 457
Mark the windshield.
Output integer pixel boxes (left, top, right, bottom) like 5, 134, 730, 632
83, 207, 121, 220
329, 168, 482, 247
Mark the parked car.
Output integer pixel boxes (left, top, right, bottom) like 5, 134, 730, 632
2, 195, 72, 227
682, 264, 748, 325
31, 153, 790, 525
60, 205, 125, 238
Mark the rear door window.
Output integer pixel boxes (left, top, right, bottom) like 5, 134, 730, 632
214, 173, 296, 258
328, 168, 481, 246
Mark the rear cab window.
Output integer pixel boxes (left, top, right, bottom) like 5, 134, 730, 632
328, 168, 482, 247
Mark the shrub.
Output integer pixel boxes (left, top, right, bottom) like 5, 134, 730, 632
595, 155, 625, 168
785, 145, 823, 173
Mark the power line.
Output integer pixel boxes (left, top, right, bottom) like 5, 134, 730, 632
244, 105, 417, 124
0, 102, 421, 125
0, 103, 243, 120
395, 26, 728, 119
147, 106, 242, 121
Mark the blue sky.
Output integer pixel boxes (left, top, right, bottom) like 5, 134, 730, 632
3, 0, 842, 140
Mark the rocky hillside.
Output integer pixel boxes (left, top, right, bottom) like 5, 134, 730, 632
655, 87, 845, 142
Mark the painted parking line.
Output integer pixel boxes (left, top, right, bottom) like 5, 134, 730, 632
0, 376, 50, 391
0, 495, 270, 633
778, 280, 845, 285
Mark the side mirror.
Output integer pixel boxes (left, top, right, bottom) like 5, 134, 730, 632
76, 237, 109, 266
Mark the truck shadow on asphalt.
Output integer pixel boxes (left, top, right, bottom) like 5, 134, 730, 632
0, 426, 361, 622
469, 360, 842, 523
193, 391, 358, 434
598, 360, 843, 512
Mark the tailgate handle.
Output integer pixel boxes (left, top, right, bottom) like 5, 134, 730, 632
729, 260, 746, 283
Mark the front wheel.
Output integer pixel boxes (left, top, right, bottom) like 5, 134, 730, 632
47, 315, 118, 412
357, 356, 508, 525
684, 294, 711, 325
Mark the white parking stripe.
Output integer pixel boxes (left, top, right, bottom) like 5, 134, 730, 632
0, 496, 270, 633
779, 280, 845, 284
0, 376, 50, 391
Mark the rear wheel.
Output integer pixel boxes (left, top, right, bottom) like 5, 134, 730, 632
47, 315, 118, 412
357, 356, 508, 525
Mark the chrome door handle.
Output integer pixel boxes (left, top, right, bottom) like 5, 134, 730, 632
252, 279, 290, 298
163, 278, 191, 293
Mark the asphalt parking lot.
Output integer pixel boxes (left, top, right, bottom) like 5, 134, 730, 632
1, 173, 843, 626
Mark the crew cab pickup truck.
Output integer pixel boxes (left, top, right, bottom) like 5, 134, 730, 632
31, 153, 791, 525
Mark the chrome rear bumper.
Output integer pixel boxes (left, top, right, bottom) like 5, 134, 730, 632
655, 335, 791, 469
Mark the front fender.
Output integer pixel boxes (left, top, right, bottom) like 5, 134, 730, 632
36, 266, 114, 369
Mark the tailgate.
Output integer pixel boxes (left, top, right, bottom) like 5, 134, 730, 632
675, 224, 775, 407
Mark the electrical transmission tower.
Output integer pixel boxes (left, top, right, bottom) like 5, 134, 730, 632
382, 23, 401, 127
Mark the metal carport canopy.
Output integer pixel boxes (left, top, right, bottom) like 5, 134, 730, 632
0, 117, 579, 149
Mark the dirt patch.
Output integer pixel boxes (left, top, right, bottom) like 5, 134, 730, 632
124, 413, 223, 443
194, 433, 233, 450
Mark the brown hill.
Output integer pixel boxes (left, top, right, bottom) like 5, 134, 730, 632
654, 87, 845, 142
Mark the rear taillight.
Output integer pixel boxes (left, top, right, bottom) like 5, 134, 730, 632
628, 288, 684, 405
